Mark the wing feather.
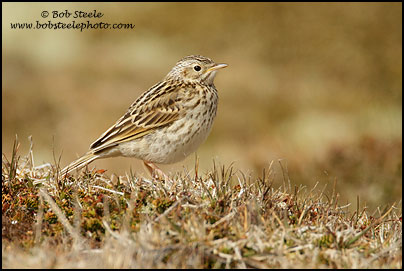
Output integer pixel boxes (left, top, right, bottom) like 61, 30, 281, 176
90, 81, 183, 151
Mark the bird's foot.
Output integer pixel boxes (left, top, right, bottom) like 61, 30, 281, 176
143, 161, 170, 182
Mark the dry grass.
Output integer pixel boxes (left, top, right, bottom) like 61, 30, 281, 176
2, 138, 402, 268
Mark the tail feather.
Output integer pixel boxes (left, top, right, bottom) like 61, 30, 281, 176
60, 152, 99, 176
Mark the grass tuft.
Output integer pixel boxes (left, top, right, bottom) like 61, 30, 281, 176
2, 137, 402, 268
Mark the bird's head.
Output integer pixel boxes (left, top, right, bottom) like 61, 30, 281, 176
165, 55, 227, 85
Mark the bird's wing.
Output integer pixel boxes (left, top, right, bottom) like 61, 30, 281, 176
89, 81, 183, 152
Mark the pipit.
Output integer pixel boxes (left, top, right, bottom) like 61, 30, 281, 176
61, 55, 227, 179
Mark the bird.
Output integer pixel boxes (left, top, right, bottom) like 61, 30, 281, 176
60, 55, 227, 180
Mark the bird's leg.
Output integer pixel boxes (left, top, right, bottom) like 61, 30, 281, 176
143, 161, 169, 181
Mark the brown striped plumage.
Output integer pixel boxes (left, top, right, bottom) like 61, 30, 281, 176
61, 55, 227, 178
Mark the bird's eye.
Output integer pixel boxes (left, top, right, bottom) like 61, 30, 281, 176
193, 65, 201, 71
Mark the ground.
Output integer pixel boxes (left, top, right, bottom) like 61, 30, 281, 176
2, 139, 402, 268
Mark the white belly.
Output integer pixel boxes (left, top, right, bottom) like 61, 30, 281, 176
118, 102, 216, 164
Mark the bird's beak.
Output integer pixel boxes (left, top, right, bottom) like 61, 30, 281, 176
206, 63, 228, 73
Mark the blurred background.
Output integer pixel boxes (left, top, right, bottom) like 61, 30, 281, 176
3, 2, 402, 210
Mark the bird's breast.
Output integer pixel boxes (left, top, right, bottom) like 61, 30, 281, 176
118, 88, 218, 164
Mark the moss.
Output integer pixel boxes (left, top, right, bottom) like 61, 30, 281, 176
1, 139, 402, 268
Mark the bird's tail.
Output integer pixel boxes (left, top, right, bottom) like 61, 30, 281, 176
60, 152, 99, 176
